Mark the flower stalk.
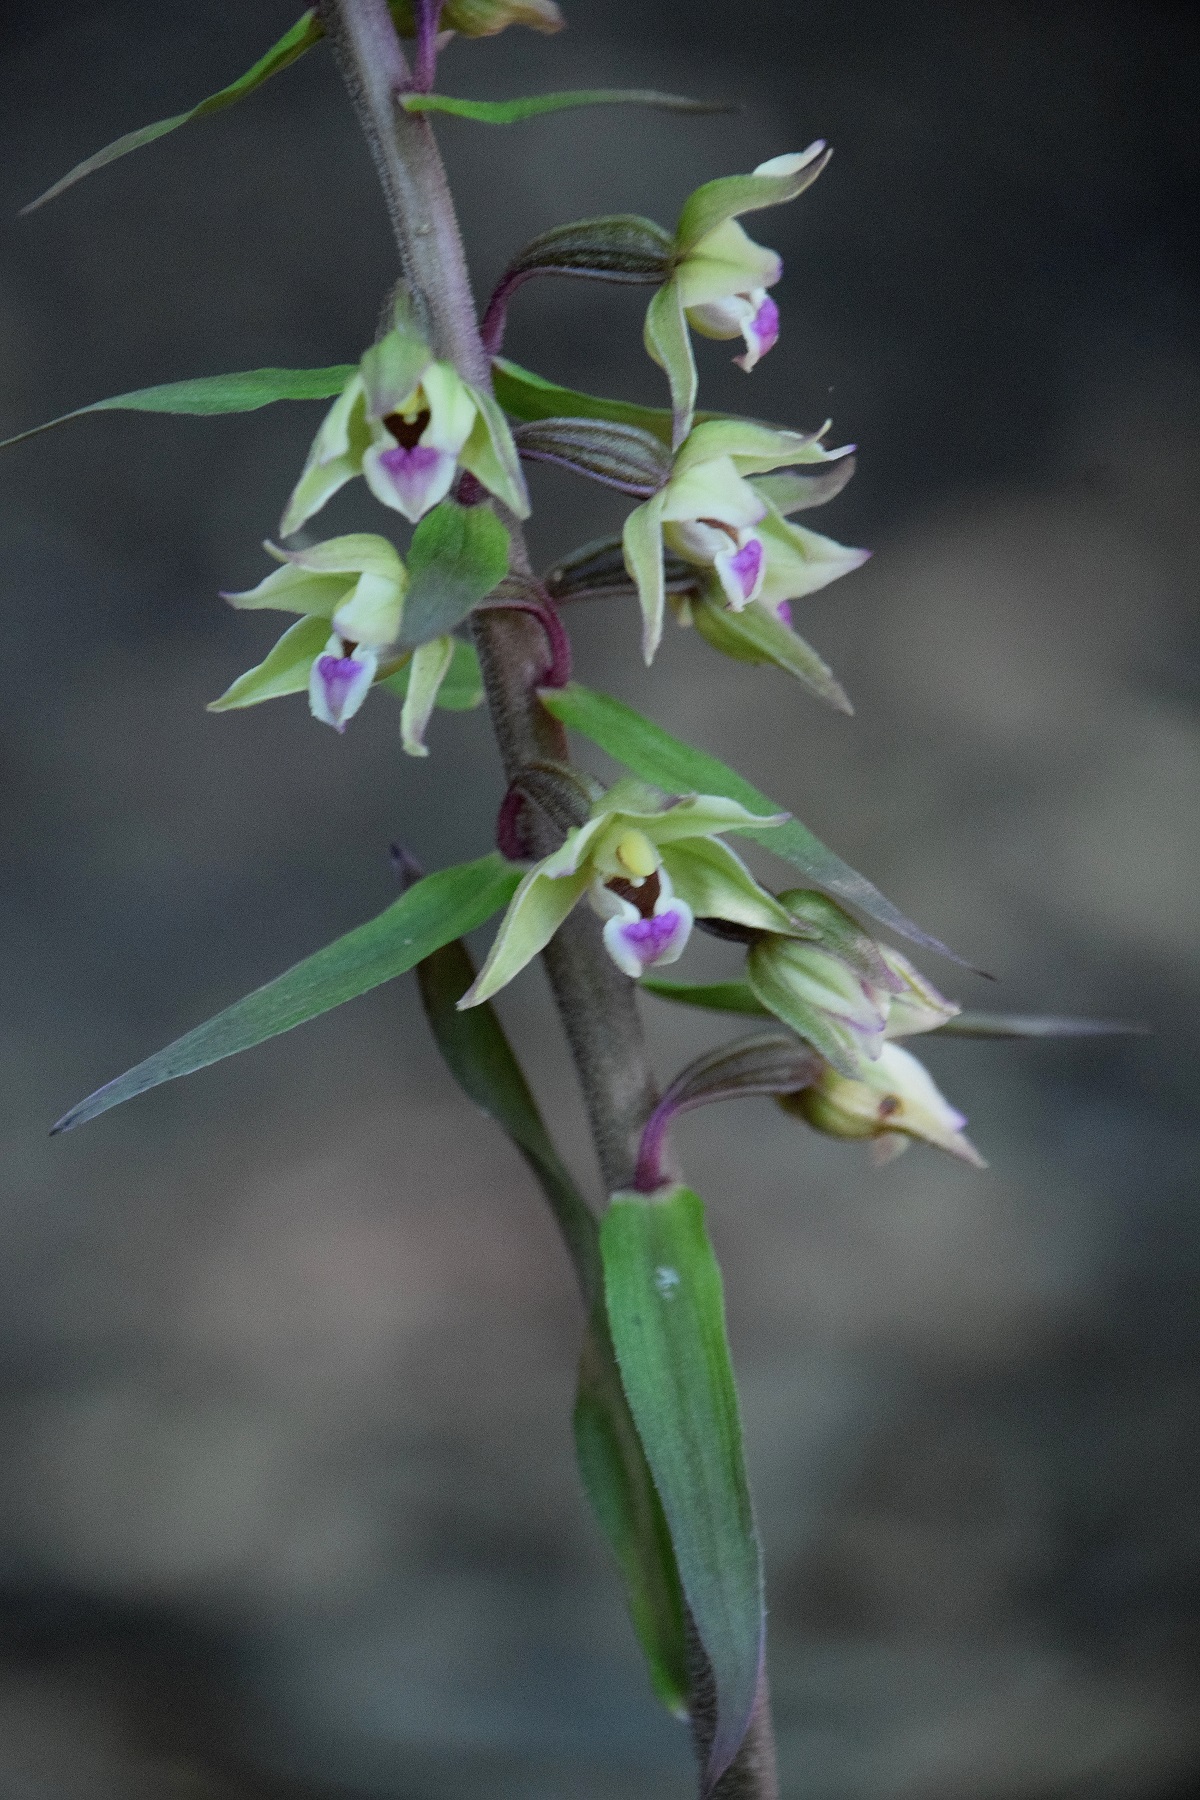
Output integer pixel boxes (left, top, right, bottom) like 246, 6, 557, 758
317, 1, 780, 1789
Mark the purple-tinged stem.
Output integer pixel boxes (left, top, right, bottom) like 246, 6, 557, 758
410, 0, 444, 93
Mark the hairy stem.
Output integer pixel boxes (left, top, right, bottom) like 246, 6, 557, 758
318, 4, 777, 1792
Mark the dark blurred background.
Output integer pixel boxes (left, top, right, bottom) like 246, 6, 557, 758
2, 2, 1198, 1795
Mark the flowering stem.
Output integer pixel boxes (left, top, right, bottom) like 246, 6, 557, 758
317, 4, 779, 1792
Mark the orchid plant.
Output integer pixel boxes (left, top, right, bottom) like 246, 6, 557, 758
4, 4, 1137, 1795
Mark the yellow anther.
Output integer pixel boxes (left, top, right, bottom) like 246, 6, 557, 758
615, 830, 658, 879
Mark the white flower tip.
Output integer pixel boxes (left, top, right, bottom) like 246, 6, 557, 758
753, 142, 827, 179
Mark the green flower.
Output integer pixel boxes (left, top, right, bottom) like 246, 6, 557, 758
780, 1043, 985, 1168
623, 418, 865, 662
281, 299, 528, 535
460, 779, 801, 1008
646, 144, 832, 443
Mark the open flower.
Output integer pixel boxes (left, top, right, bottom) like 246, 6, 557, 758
281, 300, 528, 535
210, 533, 407, 731
623, 417, 866, 661
646, 143, 832, 442
746, 889, 959, 1078
459, 779, 803, 1009
780, 1043, 985, 1168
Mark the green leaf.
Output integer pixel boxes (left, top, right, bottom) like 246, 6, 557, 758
938, 1011, 1148, 1039
401, 88, 730, 126
0, 366, 357, 454
641, 977, 769, 1016
51, 854, 522, 1134
415, 932, 689, 1715
540, 682, 969, 966
493, 358, 682, 446
602, 1185, 763, 1786
692, 593, 852, 713
21, 11, 325, 214
399, 500, 511, 646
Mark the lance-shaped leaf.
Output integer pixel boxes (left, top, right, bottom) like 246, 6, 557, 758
937, 1011, 1149, 1039
541, 683, 969, 966
544, 534, 699, 605
0, 366, 357, 453
602, 1186, 763, 1789
22, 3, 564, 214
493, 358, 698, 446
51, 854, 521, 1134
402, 88, 731, 126
513, 418, 671, 495
691, 592, 852, 712
414, 929, 689, 1715
21, 11, 325, 214
397, 499, 510, 646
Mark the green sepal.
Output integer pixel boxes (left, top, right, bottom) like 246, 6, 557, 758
413, 932, 688, 1715
400, 636, 456, 756
382, 637, 484, 712
540, 682, 969, 966
398, 500, 510, 646
660, 838, 800, 935
644, 281, 698, 448
745, 939, 867, 1077
675, 143, 833, 258
753, 462, 857, 515
622, 496, 669, 663
207, 613, 330, 712
0, 366, 357, 453
401, 88, 730, 126
692, 592, 852, 713
21, 10, 325, 214
51, 854, 522, 1134
602, 1185, 764, 1788
461, 385, 531, 518
640, 977, 769, 1016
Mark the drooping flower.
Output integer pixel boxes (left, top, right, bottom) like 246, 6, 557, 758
281, 298, 528, 536
647, 143, 832, 442
459, 779, 804, 1008
779, 1042, 985, 1168
623, 417, 867, 661
746, 889, 959, 1078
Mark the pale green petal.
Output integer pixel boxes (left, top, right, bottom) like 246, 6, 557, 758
675, 219, 781, 308
643, 280, 696, 448
460, 383, 531, 517
420, 361, 480, 453
659, 838, 797, 932
459, 864, 592, 1007
622, 495, 668, 663
400, 634, 455, 756
746, 939, 880, 1077
333, 568, 407, 649
207, 614, 330, 711
661, 455, 765, 528
674, 142, 831, 256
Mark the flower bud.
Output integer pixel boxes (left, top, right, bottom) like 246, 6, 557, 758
781, 1043, 985, 1167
